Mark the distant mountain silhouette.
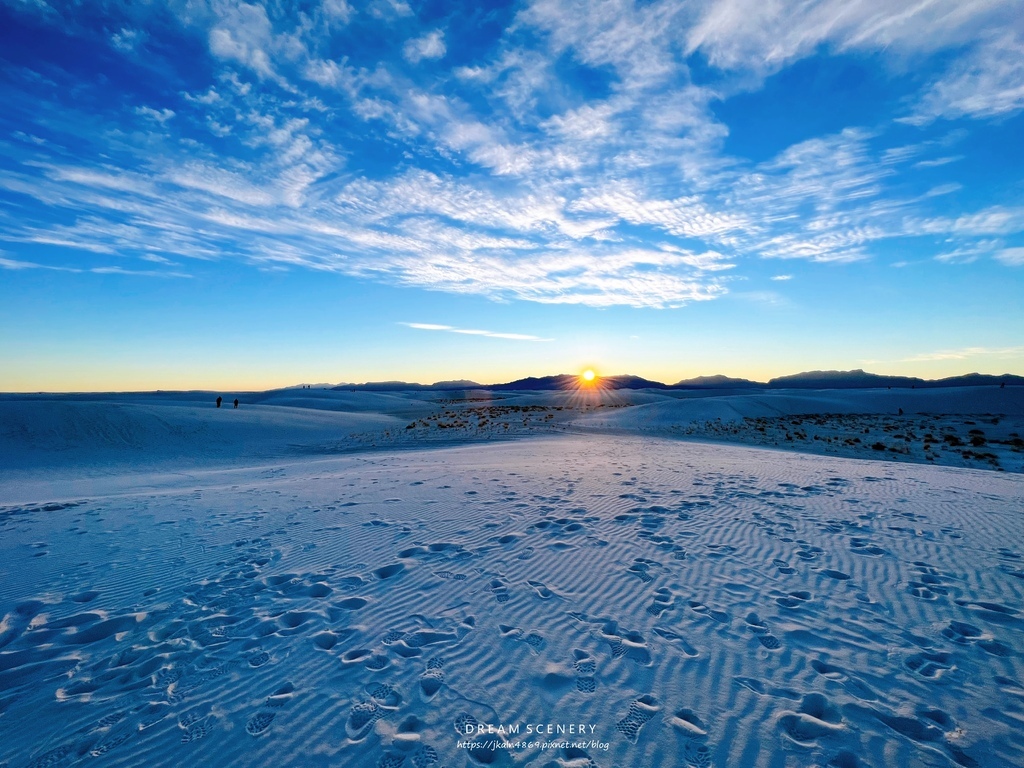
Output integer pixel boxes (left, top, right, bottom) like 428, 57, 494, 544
490, 374, 672, 391
332, 379, 482, 391
925, 373, 1024, 388
768, 369, 923, 389
766, 370, 1024, 389
673, 374, 763, 389
329, 370, 1023, 392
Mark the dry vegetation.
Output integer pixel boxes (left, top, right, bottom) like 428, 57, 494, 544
672, 413, 1022, 471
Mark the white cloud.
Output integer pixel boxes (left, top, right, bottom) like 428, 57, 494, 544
111, 27, 144, 53
934, 239, 1002, 264
686, 0, 1013, 76
770, 274, 792, 281
400, 322, 552, 341
134, 106, 175, 124
915, 206, 1024, 237
167, 162, 277, 207
924, 183, 961, 197
44, 165, 155, 195
0, 256, 80, 272
90, 266, 192, 278
404, 30, 446, 64
369, 0, 412, 19
321, 0, 354, 24
520, 0, 685, 88
905, 31, 1024, 125
995, 247, 1024, 266
902, 345, 1024, 362
913, 155, 962, 169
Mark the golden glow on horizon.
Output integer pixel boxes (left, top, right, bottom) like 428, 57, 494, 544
582, 369, 596, 382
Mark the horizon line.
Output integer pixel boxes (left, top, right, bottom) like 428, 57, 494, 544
3, 368, 1023, 395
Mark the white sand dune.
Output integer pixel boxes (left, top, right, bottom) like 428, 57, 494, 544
1, 389, 1023, 767
573, 387, 1024, 473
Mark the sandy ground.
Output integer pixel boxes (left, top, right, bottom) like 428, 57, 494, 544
1, 387, 1022, 767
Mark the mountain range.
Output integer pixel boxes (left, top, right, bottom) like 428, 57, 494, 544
327, 370, 1024, 392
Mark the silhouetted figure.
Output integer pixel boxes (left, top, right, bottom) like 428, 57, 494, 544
898, 407, 903, 416
1001, 381, 1006, 389
216, 396, 222, 408
234, 398, 239, 409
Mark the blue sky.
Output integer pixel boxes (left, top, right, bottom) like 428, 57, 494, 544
1, 0, 1022, 390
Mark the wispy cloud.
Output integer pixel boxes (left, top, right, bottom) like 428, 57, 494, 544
400, 322, 553, 341
934, 239, 1003, 264
0, 256, 80, 272
685, 0, 1013, 76
902, 346, 1024, 362
903, 31, 1024, 124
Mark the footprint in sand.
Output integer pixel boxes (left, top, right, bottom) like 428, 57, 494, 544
688, 601, 729, 623
453, 713, 500, 764
25, 744, 75, 767
527, 579, 556, 599
942, 620, 987, 644
820, 569, 851, 581
811, 658, 877, 700
647, 587, 674, 617
601, 623, 653, 664
773, 558, 797, 575
246, 682, 295, 736
683, 738, 713, 768
420, 657, 445, 698
573, 649, 597, 693
850, 538, 887, 556
346, 684, 399, 742
670, 708, 709, 739
89, 718, 138, 757
744, 612, 781, 650
775, 590, 811, 609
652, 627, 699, 657
626, 557, 658, 583
795, 545, 823, 561
500, 624, 545, 652
778, 693, 844, 744
905, 651, 953, 679
346, 701, 382, 741
247, 649, 271, 667
615, 694, 660, 742
179, 710, 212, 743
552, 744, 602, 768
516, 546, 535, 561
411, 744, 439, 767
488, 578, 511, 603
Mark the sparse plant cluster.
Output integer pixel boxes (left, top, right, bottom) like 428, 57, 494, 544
676, 412, 1021, 472
400, 404, 574, 439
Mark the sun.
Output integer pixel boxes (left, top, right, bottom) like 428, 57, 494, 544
581, 369, 596, 383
